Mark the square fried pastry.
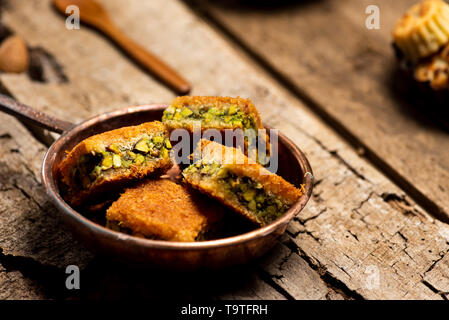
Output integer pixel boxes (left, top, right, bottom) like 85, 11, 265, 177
106, 179, 222, 242
162, 96, 264, 132
58, 121, 173, 206
182, 140, 303, 226
162, 96, 270, 163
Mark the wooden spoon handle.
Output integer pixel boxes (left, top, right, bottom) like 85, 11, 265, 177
101, 21, 190, 95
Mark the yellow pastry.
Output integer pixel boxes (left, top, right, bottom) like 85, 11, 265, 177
393, 0, 449, 62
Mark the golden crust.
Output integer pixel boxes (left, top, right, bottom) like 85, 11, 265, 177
199, 140, 301, 203
57, 121, 172, 206
197, 139, 252, 165
228, 164, 301, 205
59, 121, 167, 180
184, 140, 302, 225
106, 179, 222, 242
62, 159, 173, 207
166, 96, 264, 130
184, 174, 260, 225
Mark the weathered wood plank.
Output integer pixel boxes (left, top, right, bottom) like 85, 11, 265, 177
260, 242, 343, 300
0, 0, 447, 299
0, 112, 94, 299
423, 254, 449, 295
191, 0, 449, 221
0, 113, 93, 268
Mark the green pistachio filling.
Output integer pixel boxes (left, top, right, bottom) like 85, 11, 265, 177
162, 105, 256, 129
72, 135, 171, 189
184, 162, 288, 224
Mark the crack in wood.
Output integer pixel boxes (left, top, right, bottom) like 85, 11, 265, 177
280, 237, 361, 300
256, 267, 295, 300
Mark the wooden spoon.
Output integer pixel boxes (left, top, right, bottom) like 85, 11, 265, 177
52, 0, 190, 94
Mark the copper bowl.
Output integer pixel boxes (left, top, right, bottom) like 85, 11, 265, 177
0, 95, 313, 270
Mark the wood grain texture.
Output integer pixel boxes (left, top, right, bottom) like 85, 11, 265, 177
191, 0, 449, 222
0, 0, 447, 299
260, 241, 343, 300
0, 112, 93, 299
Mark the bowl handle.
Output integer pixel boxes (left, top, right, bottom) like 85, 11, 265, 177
0, 94, 73, 134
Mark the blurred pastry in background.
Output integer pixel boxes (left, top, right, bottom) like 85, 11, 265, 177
393, 0, 449, 90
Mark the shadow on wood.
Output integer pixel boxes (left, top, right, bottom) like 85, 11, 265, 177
187, 0, 324, 12
386, 58, 449, 133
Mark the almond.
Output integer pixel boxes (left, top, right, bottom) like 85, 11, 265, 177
0, 35, 29, 73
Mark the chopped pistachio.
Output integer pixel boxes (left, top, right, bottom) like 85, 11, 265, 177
201, 165, 210, 174
232, 120, 243, 127
165, 106, 175, 114
101, 154, 113, 170
255, 194, 265, 203
173, 112, 182, 121
243, 189, 256, 201
248, 200, 257, 211
122, 159, 131, 168
160, 148, 169, 158
266, 205, 276, 215
187, 166, 198, 172
150, 149, 160, 157
230, 180, 239, 188
203, 112, 213, 120
108, 144, 121, 154
127, 151, 137, 159
275, 199, 284, 209
134, 154, 145, 165
91, 165, 101, 178
112, 154, 122, 168
135, 139, 150, 153
228, 105, 237, 115
217, 168, 228, 178
181, 107, 193, 117
153, 136, 164, 144
207, 107, 220, 115
165, 139, 172, 149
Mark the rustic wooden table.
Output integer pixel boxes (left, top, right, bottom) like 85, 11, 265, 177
0, 0, 448, 300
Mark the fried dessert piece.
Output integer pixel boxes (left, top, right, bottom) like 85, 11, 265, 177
393, 0, 449, 63
163, 96, 270, 163
106, 179, 223, 242
414, 43, 449, 90
162, 96, 264, 132
392, 0, 449, 90
58, 121, 173, 206
182, 140, 303, 226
